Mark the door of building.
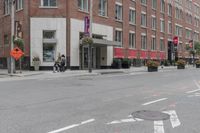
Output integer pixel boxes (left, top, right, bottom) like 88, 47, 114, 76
81, 46, 96, 69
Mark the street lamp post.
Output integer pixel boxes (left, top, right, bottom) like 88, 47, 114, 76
10, 0, 15, 75
88, 0, 93, 73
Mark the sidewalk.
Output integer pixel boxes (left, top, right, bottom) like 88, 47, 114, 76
0, 65, 180, 79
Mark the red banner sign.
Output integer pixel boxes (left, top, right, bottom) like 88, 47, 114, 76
114, 48, 124, 58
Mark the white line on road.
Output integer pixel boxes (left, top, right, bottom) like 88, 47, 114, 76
142, 98, 168, 106
163, 110, 181, 128
47, 119, 95, 133
107, 118, 143, 125
186, 80, 200, 94
154, 121, 164, 133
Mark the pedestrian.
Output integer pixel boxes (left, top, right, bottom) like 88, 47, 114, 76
60, 54, 66, 72
53, 56, 61, 72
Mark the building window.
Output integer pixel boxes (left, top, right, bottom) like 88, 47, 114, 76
168, 3, 172, 16
41, 0, 57, 7
152, 16, 156, 30
43, 31, 56, 62
4, 34, 9, 46
152, 0, 157, 9
129, 8, 136, 24
115, 4, 122, 21
151, 37, 156, 50
141, 34, 147, 49
99, 0, 107, 16
168, 21, 172, 34
160, 19, 165, 32
141, 12, 147, 27
160, 0, 165, 13
16, 0, 23, 10
78, 0, 88, 12
175, 25, 182, 37
115, 30, 122, 46
185, 29, 192, 39
4, 0, 10, 15
129, 32, 136, 48
160, 39, 165, 51
141, 0, 147, 5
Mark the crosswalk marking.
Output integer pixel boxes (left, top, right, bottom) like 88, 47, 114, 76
163, 110, 181, 128
154, 121, 164, 133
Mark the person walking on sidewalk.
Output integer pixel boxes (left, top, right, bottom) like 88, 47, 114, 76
60, 54, 66, 72
53, 56, 61, 72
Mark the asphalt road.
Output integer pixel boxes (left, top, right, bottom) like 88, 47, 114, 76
0, 68, 200, 133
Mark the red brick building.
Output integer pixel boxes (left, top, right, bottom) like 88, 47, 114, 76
0, 0, 200, 69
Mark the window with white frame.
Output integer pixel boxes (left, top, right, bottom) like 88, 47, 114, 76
160, 39, 165, 51
141, 34, 147, 49
175, 25, 182, 37
115, 30, 122, 46
168, 21, 172, 34
129, 8, 136, 24
160, 19, 165, 32
4, 34, 9, 46
16, 0, 23, 10
78, 0, 88, 12
160, 0, 165, 13
151, 36, 156, 50
168, 3, 172, 16
141, 12, 147, 27
43, 31, 57, 62
99, 0, 107, 16
41, 0, 57, 7
4, 0, 10, 15
129, 32, 136, 48
115, 3, 122, 20
185, 29, 192, 39
152, 0, 157, 9
141, 0, 147, 5
152, 16, 156, 30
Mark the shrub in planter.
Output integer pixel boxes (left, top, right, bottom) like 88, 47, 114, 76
146, 60, 159, 72
112, 58, 121, 69
176, 59, 186, 69
195, 60, 200, 68
32, 57, 41, 71
122, 58, 131, 68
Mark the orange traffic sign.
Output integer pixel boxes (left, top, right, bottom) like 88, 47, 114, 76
10, 47, 24, 60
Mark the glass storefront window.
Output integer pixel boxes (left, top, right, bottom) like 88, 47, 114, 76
43, 43, 56, 62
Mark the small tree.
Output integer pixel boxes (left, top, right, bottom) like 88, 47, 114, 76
194, 41, 200, 56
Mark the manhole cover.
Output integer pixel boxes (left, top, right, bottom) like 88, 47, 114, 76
132, 110, 170, 121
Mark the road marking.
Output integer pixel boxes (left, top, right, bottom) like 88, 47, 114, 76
154, 121, 164, 133
188, 93, 200, 97
107, 118, 143, 125
163, 110, 181, 128
142, 98, 168, 106
47, 119, 95, 133
186, 80, 200, 94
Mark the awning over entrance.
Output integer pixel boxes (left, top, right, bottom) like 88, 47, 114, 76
140, 50, 148, 59
128, 49, 137, 59
114, 48, 125, 58
80, 38, 121, 47
149, 51, 157, 59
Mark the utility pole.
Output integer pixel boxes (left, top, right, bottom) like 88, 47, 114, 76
88, 0, 93, 73
10, 0, 15, 75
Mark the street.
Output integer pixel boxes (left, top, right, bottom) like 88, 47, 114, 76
0, 68, 200, 133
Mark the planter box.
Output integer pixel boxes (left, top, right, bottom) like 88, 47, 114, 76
148, 67, 158, 72
122, 64, 130, 69
32, 61, 40, 71
196, 64, 200, 68
177, 65, 185, 69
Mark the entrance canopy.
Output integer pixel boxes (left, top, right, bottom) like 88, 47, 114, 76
80, 38, 121, 47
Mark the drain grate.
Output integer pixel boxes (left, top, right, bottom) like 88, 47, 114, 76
132, 110, 170, 121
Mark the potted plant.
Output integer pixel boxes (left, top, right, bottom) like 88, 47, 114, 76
176, 59, 186, 69
195, 60, 200, 68
112, 58, 121, 69
146, 60, 159, 72
32, 56, 40, 71
122, 58, 131, 69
